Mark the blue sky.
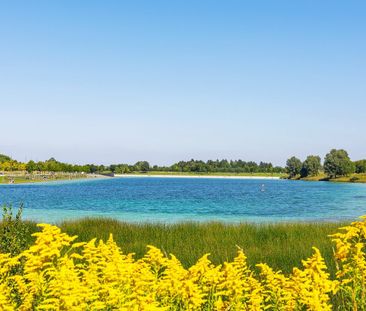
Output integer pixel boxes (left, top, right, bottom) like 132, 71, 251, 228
1, 1, 365, 165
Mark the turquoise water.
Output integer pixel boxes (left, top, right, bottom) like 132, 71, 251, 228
0, 177, 366, 223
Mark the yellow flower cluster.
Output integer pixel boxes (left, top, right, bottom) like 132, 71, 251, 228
0, 160, 26, 172
1, 217, 366, 310
330, 216, 366, 309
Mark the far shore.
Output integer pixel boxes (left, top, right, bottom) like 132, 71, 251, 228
114, 174, 280, 180
0, 172, 108, 185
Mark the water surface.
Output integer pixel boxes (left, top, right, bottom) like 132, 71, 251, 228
0, 177, 365, 223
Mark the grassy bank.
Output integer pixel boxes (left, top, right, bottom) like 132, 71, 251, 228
0, 175, 45, 184
0, 172, 106, 184
0, 175, 30, 184
294, 173, 366, 183
15, 218, 344, 276
329, 173, 366, 183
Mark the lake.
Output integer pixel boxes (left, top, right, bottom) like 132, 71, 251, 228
0, 177, 365, 223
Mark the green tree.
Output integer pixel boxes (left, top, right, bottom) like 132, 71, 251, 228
300, 155, 322, 177
286, 156, 302, 178
26, 160, 37, 173
133, 161, 150, 172
0, 154, 11, 163
85, 164, 98, 173
324, 149, 355, 178
44, 158, 62, 172
170, 164, 180, 172
355, 160, 366, 174
114, 164, 130, 174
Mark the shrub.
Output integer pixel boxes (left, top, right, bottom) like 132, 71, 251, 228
350, 176, 360, 183
0, 204, 29, 256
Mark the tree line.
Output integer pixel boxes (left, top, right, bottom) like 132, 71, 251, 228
286, 149, 366, 179
146, 160, 283, 174
0, 156, 92, 174
0, 155, 284, 174
1, 150, 365, 177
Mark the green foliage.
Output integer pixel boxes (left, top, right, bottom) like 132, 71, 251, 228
0, 153, 12, 163
0, 154, 23, 171
0, 204, 29, 256
300, 155, 322, 177
4, 214, 342, 275
25, 160, 36, 173
3, 150, 365, 180
109, 159, 284, 174
0, 149, 289, 175
324, 149, 355, 178
355, 159, 366, 174
112, 164, 130, 174
15, 217, 338, 276
24, 158, 92, 174
0, 160, 25, 171
286, 156, 302, 178
133, 161, 150, 172
3, 156, 285, 175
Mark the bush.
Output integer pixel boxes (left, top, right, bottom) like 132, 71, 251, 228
350, 176, 360, 183
0, 204, 29, 256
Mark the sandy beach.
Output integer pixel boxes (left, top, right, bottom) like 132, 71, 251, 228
114, 174, 280, 180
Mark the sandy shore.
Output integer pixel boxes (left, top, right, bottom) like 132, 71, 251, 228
114, 174, 280, 180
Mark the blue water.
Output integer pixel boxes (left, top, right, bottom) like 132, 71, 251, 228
0, 177, 366, 223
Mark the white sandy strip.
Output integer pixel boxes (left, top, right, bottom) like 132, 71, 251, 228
114, 174, 280, 180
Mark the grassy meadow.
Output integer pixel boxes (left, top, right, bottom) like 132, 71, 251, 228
15, 217, 344, 276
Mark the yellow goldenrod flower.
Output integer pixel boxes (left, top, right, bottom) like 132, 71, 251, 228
0, 217, 366, 309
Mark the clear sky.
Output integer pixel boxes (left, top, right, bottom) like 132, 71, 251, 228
1, 1, 365, 166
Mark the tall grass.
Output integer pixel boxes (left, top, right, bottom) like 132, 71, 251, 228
45, 218, 343, 276
1, 213, 344, 275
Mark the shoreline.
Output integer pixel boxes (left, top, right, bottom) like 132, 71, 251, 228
0, 173, 109, 185
114, 174, 280, 180
289, 173, 366, 184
